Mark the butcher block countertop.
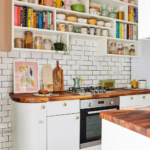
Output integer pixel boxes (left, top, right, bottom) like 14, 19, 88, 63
10, 88, 150, 103
100, 107, 150, 138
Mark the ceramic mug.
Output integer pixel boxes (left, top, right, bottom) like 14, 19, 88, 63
102, 30, 108, 37
126, 84, 132, 89
74, 29, 80, 33
96, 28, 101, 36
138, 80, 147, 89
83, 19, 87, 24
68, 24, 73, 32
81, 28, 88, 34
90, 28, 95, 35
59, 24, 65, 31
56, 0, 64, 8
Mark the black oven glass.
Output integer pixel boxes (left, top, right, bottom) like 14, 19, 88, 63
86, 115, 101, 140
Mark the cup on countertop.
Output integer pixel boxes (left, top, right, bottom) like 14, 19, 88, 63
138, 80, 147, 89
126, 84, 132, 89
102, 30, 109, 37
89, 27, 95, 35
81, 28, 88, 34
96, 28, 101, 36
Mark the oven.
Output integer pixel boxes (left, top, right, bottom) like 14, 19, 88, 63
80, 97, 119, 149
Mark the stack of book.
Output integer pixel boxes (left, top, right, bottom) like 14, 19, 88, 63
116, 23, 138, 41
14, 5, 54, 30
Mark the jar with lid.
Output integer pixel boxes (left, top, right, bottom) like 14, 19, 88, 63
100, 5, 109, 17
14, 38, 23, 48
109, 43, 117, 54
122, 46, 129, 55
117, 44, 123, 55
109, 9, 117, 19
129, 45, 135, 56
24, 31, 33, 49
34, 37, 42, 49
43, 39, 52, 50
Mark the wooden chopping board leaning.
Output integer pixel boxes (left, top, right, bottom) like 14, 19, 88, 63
53, 60, 64, 91
42, 64, 53, 92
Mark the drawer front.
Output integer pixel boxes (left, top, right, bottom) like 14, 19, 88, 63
140, 94, 150, 107
47, 100, 80, 116
120, 95, 141, 109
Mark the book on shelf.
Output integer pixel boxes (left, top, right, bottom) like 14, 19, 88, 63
14, 5, 54, 31
116, 22, 138, 41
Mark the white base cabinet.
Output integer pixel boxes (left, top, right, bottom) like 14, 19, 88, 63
47, 113, 80, 150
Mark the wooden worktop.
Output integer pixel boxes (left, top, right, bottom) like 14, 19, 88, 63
100, 107, 150, 138
10, 88, 150, 103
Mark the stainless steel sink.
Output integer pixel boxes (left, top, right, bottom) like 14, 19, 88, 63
75, 91, 117, 95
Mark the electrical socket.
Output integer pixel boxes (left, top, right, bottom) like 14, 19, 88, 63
113, 71, 120, 75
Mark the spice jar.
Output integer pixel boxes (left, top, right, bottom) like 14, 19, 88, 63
129, 45, 135, 56
24, 31, 33, 49
14, 38, 23, 48
43, 39, 52, 50
117, 44, 123, 55
34, 37, 42, 49
122, 46, 129, 55
109, 43, 117, 54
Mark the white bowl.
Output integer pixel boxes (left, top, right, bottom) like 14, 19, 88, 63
105, 22, 112, 28
56, 14, 66, 20
89, 8, 98, 12
78, 18, 83, 23
97, 21, 105, 26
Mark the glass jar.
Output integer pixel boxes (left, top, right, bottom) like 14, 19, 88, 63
109, 9, 117, 19
14, 38, 23, 48
24, 31, 33, 49
34, 36, 42, 49
122, 46, 129, 55
43, 39, 52, 50
100, 5, 109, 17
117, 44, 123, 55
109, 43, 117, 54
129, 45, 135, 56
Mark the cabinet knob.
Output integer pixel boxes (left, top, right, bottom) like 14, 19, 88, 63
63, 103, 67, 106
76, 116, 79, 120
143, 96, 145, 99
41, 105, 45, 109
130, 97, 133, 100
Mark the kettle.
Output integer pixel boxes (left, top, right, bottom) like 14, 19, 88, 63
73, 77, 83, 88
131, 79, 138, 89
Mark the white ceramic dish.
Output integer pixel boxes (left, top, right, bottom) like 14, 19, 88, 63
90, 12, 100, 16
83, 19, 87, 24
78, 18, 83, 23
89, 8, 98, 12
97, 21, 105, 26
105, 22, 112, 28
56, 14, 66, 20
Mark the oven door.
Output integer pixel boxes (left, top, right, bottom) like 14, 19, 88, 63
80, 106, 119, 149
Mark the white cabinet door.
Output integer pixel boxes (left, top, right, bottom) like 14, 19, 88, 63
47, 113, 80, 150
120, 95, 141, 109
12, 101, 46, 150
140, 94, 150, 107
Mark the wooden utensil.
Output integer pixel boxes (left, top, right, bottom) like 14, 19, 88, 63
42, 64, 53, 91
53, 60, 64, 91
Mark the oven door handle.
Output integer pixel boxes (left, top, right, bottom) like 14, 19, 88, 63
87, 108, 117, 114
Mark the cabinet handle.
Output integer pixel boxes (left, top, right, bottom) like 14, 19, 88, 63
76, 116, 79, 120
41, 105, 45, 109
143, 96, 145, 99
63, 103, 67, 106
130, 97, 133, 100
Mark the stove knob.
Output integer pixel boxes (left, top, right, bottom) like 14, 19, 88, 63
89, 103, 92, 107
99, 90, 103, 93
110, 101, 114, 105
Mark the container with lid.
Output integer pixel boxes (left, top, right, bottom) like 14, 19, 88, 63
14, 38, 23, 48
34, 36, 42, 49
24, 31, 33, 49
100, 5, 109, 17
117, 44, 123, 55
109, 43, 117, 54
43, 39, 52, 50
122, 46, 129, 55
129, 45, 135, 56
109, 9, 117, 19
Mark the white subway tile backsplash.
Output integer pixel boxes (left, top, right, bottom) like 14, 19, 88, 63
0, 39, 131, 148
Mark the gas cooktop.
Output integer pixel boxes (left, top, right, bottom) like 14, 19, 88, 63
68, 86, 117, 95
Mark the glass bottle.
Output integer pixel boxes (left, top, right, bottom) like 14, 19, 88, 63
117, 44, 123, 55
100, 5, 109, 17
43, 39, 52, 50
34, 36, 42, 49
24, 31, 33, 49
122, 46, 129, 55
14, 38, 23, 48
109, 9, 117, 19
129, 45, 135, 56
109, 43, 117, 54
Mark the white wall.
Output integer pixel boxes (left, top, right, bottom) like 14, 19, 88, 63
131, 40, 150, 88
0, 38, 131, 149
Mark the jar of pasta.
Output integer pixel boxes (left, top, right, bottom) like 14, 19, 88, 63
24, 31, 33, 49
34, 37, 42, 49
43, 39, 52, 50
117, 44, 123, 55
14, 38, 23, 48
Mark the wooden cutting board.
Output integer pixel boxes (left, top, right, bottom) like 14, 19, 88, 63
42, 64, 53, 91
53, 60, 64, 91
